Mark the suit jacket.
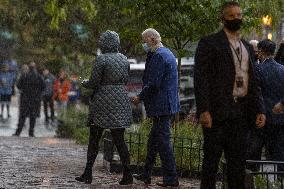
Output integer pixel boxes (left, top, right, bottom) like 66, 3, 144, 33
139, 47, 180, 116
194, 30, 265, 121
255, 58, 284, 125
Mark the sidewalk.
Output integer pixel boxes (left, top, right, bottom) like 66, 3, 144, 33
0, 96, 201, 188
0, 136, 200, 189
0, 96, 56, 137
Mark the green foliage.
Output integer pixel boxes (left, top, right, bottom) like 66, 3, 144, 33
44, 0, 67, 29
126, 119, 204, 172
44, 0, 96, 29
56, 105, 89, 145
254, 175, 283, 189
0, 0, 283, 71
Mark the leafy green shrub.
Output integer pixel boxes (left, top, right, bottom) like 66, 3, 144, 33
254, 175, 283, 189
56, 105, 89, 145
57, 107, 206, 172
125, 119, 204, 172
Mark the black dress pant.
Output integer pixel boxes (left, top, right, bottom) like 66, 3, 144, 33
247, 124, 284, 171
15, 114, 36, 136
200, 116, 249, 189
43, 95, 54, 121
84, 127, 131, 173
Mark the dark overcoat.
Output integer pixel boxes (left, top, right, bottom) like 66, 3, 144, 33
17, 69, 45, 118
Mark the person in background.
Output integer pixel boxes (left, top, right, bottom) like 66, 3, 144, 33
274, 103, 284, 114
67, 74, 80, 106
4, 58, 18, 96
52, 70, 71, 115
13, 62, 45, 137
20, 64, 29, 77
17, 64, 29, 122
42, 68, 56, 123
249, 39, 259, 64
247, 39, 284, 172
275, 40, 284, 65
131, 28, 180, 187
0, 64, 14, 119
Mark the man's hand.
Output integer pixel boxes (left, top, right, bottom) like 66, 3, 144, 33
272, 102, 284, 114
256, 113, 266, 128
130, 96, 140, 106
199, 111, 212, 128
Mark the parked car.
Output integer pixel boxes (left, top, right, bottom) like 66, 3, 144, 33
128, 57, 195, 122
128, 63, 146, 123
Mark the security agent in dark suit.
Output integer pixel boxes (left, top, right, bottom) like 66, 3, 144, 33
194, 2, 266, 189
247, 39, 284, 172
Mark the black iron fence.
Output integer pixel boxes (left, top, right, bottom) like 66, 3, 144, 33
103, 130, 205, 177
105, 131, 284, 187
222, 160, 284, 189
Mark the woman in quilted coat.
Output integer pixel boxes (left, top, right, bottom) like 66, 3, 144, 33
75, 30, 133, 185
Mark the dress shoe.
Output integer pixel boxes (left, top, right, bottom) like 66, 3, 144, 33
156, 180, 179, 187
75, 174, 92, 184
119, 173, 133, 185
12, 133, 19, 137
133, 174, 151, 184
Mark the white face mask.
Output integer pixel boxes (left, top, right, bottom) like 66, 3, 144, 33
142, 43, 151, 52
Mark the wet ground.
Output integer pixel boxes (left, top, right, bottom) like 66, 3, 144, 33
0, 96, 56, 137
0, 136, 201, 189
0, 96, 201, 188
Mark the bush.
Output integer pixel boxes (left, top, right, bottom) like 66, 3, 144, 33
56, 105, 89, 145
253, 175, 283, 189
56, 107, 206, 174
125, 119, 204, 173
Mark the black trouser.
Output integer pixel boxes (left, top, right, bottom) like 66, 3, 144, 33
84, 127, 131, 174
43, 95, 54, 121
247, 124, 284, 171
201, 117, 249, 189
15, 114, 36, 136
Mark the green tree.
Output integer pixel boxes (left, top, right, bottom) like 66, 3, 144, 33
0, 0, 283, 79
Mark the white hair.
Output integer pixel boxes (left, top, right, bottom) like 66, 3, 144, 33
142, 28, 162, 43
249, 40, 259, 47
249, 40, 259, 51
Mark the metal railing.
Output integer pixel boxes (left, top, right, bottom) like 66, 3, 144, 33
103, 131, 204, 176
222, 160, 284, 189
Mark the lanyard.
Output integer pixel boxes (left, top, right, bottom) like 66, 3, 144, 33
230, 41, 243, 70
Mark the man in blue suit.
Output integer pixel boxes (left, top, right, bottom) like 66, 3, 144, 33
247, 39, 284, 171
131, 28, 180, 187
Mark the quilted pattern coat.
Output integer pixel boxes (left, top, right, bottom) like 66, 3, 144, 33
84, 30, 132, 128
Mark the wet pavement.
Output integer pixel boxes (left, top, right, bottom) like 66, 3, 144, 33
0, 137, 201, 188
0, 96, 56, 137
0, 96, 201, 188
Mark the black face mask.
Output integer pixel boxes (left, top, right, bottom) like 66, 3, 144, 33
224, 18, 242, 31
